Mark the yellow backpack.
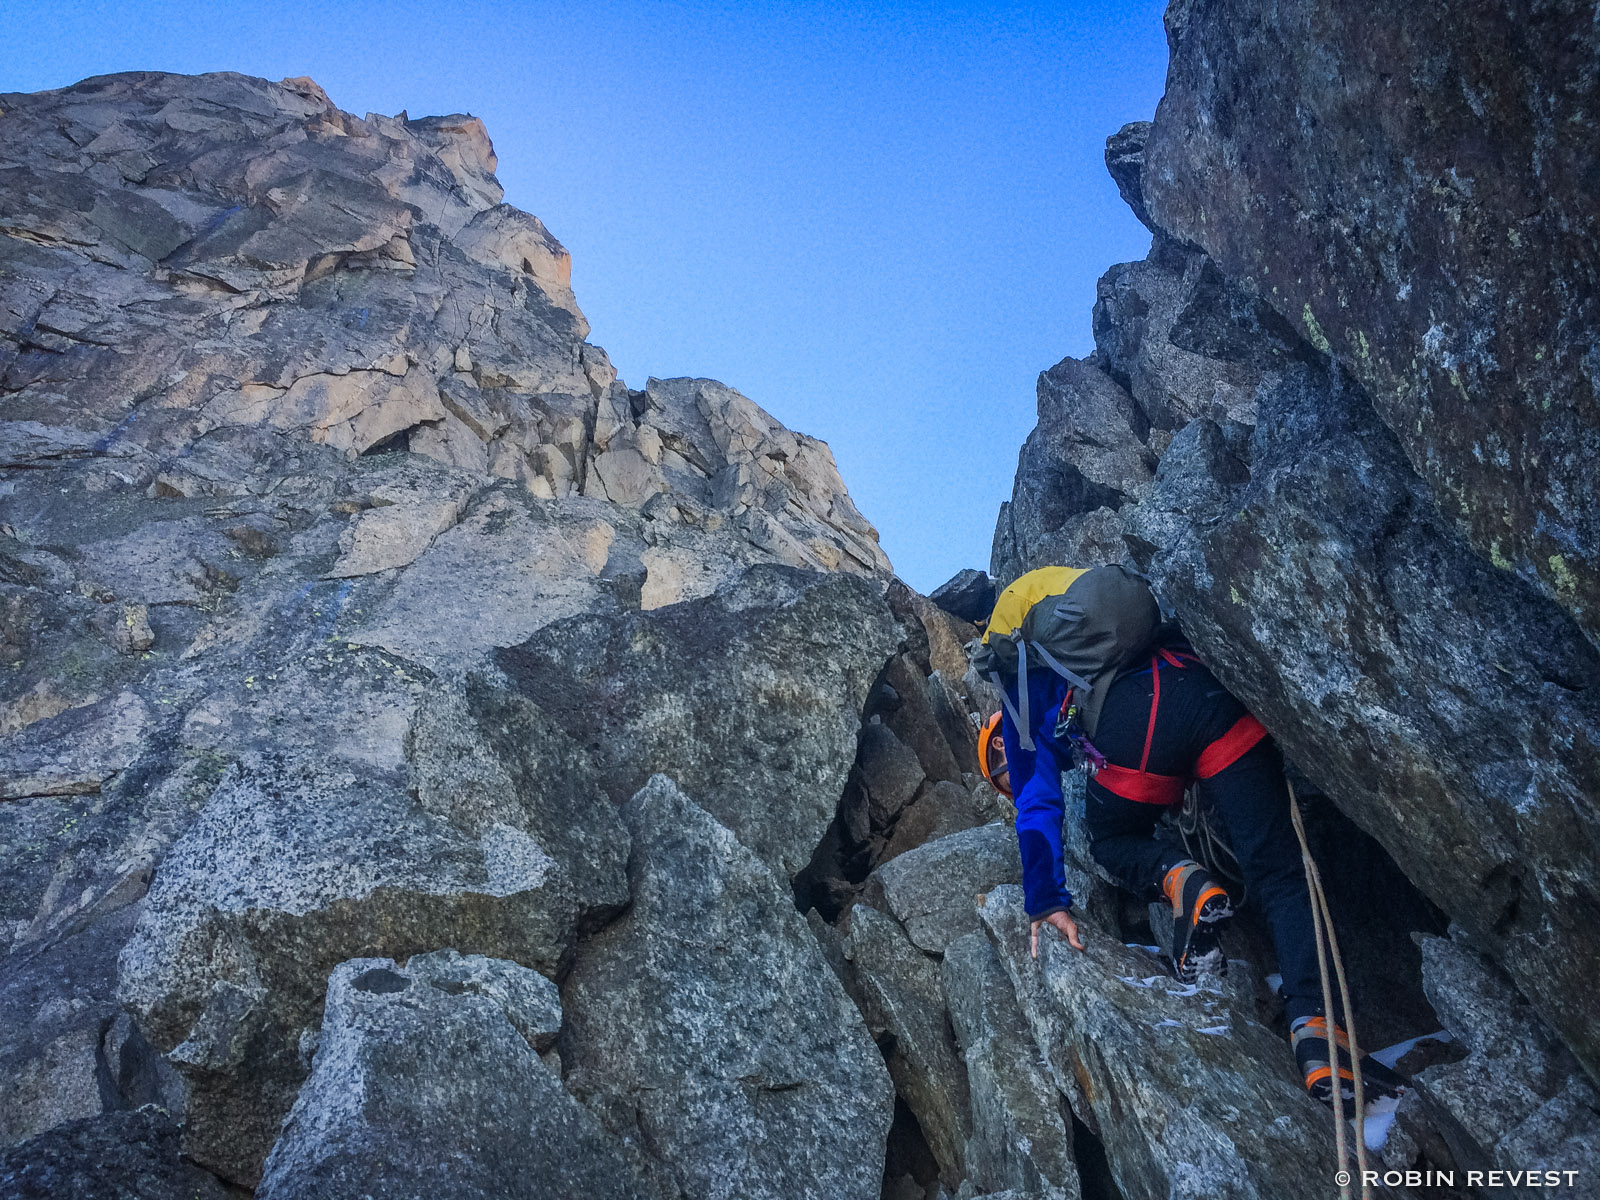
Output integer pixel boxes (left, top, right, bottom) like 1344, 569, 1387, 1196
968, 564, 1160, 749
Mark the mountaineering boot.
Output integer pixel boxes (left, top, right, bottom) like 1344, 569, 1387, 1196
1291, 1015, 1407, 1109
1163, 860, 1232, 983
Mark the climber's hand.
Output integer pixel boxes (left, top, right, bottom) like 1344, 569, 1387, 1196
1030, 910, 1086, 959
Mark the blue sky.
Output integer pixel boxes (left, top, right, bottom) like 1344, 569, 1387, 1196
5, 1, 1169, 591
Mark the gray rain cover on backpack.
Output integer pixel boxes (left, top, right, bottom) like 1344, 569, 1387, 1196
969, 564, 1160, 747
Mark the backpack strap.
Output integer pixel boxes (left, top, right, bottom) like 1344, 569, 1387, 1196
1014, 630, 1031, 750
1028, 640, 1094, 692
991, 669, 1032, 751
991, 631, 1035, 750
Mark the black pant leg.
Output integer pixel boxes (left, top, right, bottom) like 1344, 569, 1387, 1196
1196, 738, 1323, 1021
1083, 782, 1188, 898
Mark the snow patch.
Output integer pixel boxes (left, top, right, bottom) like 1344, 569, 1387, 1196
1363, 1094, 1403, 1152
1371, 1030, 1452, 1070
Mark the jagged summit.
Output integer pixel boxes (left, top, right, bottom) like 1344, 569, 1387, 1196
0, 69, 888, 591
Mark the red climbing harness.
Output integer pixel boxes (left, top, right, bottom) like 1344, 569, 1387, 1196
1090, 651, 1268, 806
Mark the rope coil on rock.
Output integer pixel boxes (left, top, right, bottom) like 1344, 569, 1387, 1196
1176, 786, 1247, 902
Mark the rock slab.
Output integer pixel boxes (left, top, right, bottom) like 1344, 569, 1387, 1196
561, 776, 894, 1200
256, 954, 647, 1200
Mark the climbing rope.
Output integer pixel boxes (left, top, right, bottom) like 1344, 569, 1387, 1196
1286, 775, 1371, 1200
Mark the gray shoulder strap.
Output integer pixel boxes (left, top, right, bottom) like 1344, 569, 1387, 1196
1030, 641, 1093, 693
989, 671, 1032, 751
990, 630, 1035, 752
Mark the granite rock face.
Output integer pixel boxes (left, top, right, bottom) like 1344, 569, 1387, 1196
992, 5, 1600, 1067
942, 932, 1079, 1200
1144, 0, 1600, 643
0, 72, 885, 580
843, 903, 972, 1188
980, 887, 1336, 1200
1411, 934, 1600, 1197
864, 821, 1020, 954
991, 357, 1154, 586
493, 565, 899, 881
256, 954, 648, 1200
0, 69, 907, 1194
561, 776, 894, 1200
982, 4, 1600, 1192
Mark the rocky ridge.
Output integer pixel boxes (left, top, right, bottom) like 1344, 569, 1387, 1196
0, 69, 920, 1198
3, 4, 1599, 1197
0, 67, 1062, 1200
988, 2, 1600, 1195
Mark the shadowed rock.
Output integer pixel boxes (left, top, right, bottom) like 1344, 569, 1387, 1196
1144, 0, 1600, 643
1411, 934, 1600, 1188
942, 931, 1080, 1200
843, 904, 971, 1188
929, 569, 996, 625
0, 1109, 230, 1200
561, 776, 894, 1200
256, 954, 648, 1200
979, 886, 1336, 1200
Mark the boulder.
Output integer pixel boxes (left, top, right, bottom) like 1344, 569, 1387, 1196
843, 905, 972, 1187
942, 932, 1079, 1200
0, 1109, 230, 1200
881, 780, 991, 865
990, 357, 1153, 586
1102, 120, 1154, 234
1411, 934, 1600, 1192
495, 565, 900, 879
866, 823, 1021, 953
930, 569, 996, 626
116, 723, 627, 1183
880, 653, 964, 786
561, 777, 893, 1200
1091, 236, 1286, 436
256, 955, 647, 1200
978, 885, 1338, 1200
859, 723, 928, 828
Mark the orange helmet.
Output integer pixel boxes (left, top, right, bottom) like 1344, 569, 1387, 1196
977, 711, 1011, 798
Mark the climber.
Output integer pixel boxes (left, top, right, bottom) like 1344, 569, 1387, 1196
970, 564, 1404, 1108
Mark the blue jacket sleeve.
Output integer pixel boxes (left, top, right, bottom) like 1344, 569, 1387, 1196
1001, 683, 1074, 919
